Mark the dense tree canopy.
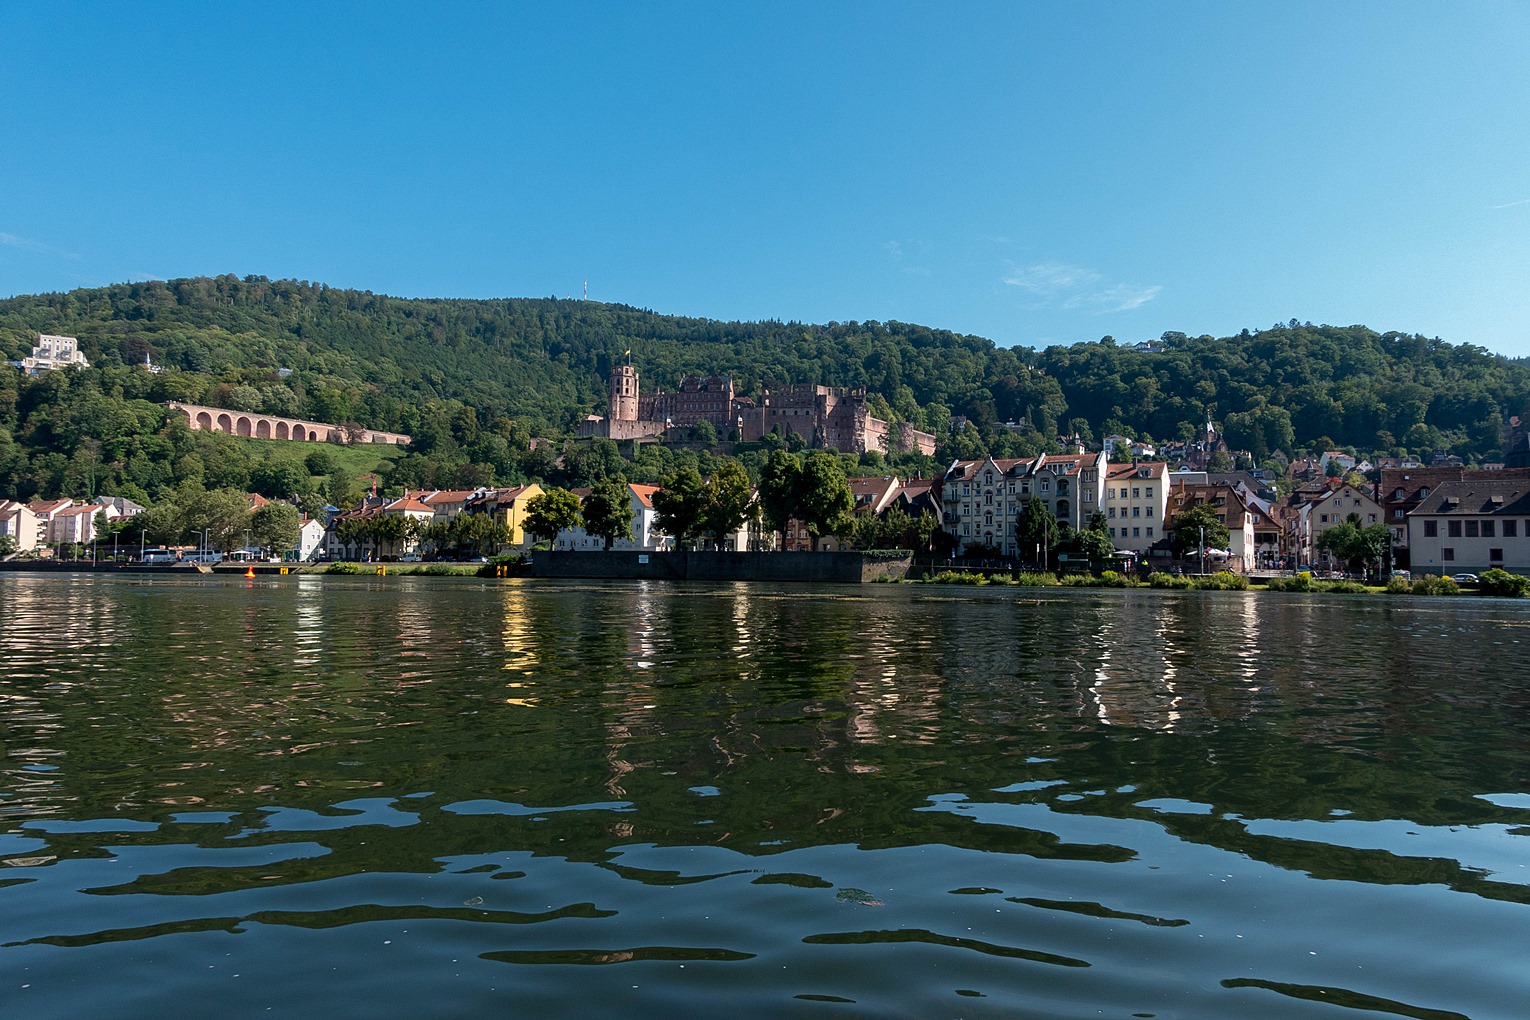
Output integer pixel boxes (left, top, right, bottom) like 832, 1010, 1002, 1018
3, 277, 1529, 520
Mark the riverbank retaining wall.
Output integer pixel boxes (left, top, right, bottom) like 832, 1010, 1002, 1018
532, 550, 910, 583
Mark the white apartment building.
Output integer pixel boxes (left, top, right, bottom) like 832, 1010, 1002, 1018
1408, 482, 1530, 575
940, 450, 1107, 557
1101, 462, 1169, 555
20, 334, 90, 374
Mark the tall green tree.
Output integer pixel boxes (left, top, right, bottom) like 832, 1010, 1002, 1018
1017, 496, 1060, 568
1071, 511, 1116, 569
757, 450, 803, 545
796, 452, 854, 551
652, 466, 709, 549
702, 460, 756, 549
524, 488, 582, 546
181, 488, 254, 552
250, 502, 302, 556
582, 476, 636, 551
1171, 502, 1230, 561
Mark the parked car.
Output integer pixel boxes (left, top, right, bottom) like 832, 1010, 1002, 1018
399, 553, 423, 562
1389, 570, 1411, 581
1451, 573, 1479, 584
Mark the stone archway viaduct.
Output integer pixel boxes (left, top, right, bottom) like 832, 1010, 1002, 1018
165, 402, 412, 446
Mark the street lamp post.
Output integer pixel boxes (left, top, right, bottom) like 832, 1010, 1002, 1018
1199, 524, 1206, 575
203, 527, 211, 560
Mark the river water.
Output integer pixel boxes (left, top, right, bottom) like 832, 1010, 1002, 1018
2, 573, 1528, 1018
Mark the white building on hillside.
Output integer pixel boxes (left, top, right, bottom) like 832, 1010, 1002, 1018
20, 335, 89, 374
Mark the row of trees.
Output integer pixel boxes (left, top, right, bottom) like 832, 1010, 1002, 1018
515, 453, 865, 555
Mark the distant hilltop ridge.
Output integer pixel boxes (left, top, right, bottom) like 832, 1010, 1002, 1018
2, 275, 1528, 465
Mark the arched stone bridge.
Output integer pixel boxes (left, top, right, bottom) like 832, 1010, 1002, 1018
166, 402, 411, 446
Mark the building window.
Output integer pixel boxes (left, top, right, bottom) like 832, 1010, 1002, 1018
1491, 548, 1504, 562
1367, 514, 1376, 523
1108, 507, 1116, 518
1146, 507, 1154, 517
1145, 487, 1153, 498
1506, 520, 1518, 537
1109, 527, 1116, 537
1444, 548, 1455, 561
1483, 520, 1496, 538
1320, 514, 1328, 523
1465, 521, 1479, 538
1448, 520, 1462, 538
1108, 488, 1115, 499
1394, 509, 1405, 519
1132, 487, 1140, 499
1132, 507, 1140, 518
1424, 520, 1437, 537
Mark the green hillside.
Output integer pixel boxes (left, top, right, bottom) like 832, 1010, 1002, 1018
2, 275, 1528, 506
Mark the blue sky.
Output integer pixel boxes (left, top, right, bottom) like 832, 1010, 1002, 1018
3, 3, 1528, 356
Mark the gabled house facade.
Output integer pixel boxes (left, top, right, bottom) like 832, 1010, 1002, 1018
0, 500, 39, 553
466, 484, 545, 548
1166, 481, 1256, 571
1310, 483, 1385, 571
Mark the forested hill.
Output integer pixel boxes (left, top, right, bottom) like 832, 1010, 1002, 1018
2, 275, 1527, 466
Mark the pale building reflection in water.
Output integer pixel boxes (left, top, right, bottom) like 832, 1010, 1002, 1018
499, 582, 540, 707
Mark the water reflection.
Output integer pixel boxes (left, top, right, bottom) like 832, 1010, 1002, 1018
3, 575, 1530, 1018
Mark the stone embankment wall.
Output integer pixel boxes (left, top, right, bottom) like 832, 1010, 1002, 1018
532, 551, 910, 583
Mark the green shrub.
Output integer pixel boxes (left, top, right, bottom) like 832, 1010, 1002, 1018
1386, 575, 1412, 594
1478, 568, 1530, 597
1266, 571, 1318, 592
1190, 571, 1249, 591
1014, 571, 1061, 587
1326, 580, 1370, 594
1411, 574, 1460, 596
1147, 572, 1192, 589
476, 553, 527, 578
325, 561, 363, 574
1060, 570, 1139, 588
927, 570, 988, 585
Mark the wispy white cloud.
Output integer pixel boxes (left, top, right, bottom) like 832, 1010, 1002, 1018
1491, 198, 1530, 210
1003, 260, 1160, 314
0, 231, 79, 259
883, 239, 931, 277
1003, 261, 1100, 299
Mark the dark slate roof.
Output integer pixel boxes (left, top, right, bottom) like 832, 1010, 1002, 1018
1411, 481, 1530, 516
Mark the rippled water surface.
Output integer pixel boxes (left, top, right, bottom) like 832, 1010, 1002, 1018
3, 573, 1530, 1018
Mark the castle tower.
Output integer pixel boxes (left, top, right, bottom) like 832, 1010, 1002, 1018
610, 364, 640, 422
